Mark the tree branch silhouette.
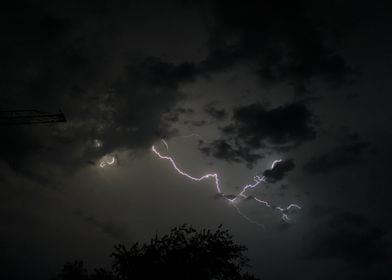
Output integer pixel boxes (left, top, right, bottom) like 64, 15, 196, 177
54, 224, 259, 280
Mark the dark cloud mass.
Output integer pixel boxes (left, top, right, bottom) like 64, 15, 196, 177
194, 0, 352, 92
263, 159, 295, 183
163, 107, 195, 122
204, 101, 227, 121
103, 58, 197, 150
200, 139, 263, 168
1, 0, 392, 280
306, 212, 388, 268
228, 101, 316, 148
0, 2, 200, 178
304, 139, 370, 174
201, 101, 316, 165
0, 56, 196, 180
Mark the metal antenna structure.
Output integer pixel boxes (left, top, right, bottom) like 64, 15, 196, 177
0, 109, 66, 125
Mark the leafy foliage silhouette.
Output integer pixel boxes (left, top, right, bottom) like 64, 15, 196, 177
54, 224, 259, 280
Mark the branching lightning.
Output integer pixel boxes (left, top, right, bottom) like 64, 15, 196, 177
151, 141, 301, 226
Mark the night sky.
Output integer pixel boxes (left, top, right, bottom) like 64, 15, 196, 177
1, 1, 391, 279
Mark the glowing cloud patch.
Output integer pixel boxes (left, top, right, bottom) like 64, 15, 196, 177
99, 156, 116, 168
93, 139, 103, 148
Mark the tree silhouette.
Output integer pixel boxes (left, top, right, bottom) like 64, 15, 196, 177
55, 260, 89, 280
54, 224, 259, 280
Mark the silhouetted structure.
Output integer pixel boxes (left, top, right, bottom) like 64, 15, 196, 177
0, 109, 66, 125
54, 224, 259, 280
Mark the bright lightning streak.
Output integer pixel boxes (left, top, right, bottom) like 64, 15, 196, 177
271, 159, 283, 169
232, 203, 266, 229
99, 156, 115, 168
151, 142, 301, 226
161, 139, 169, 150
151, 146, 221, 193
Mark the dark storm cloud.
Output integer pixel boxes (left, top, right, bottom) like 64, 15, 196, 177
276, 220, 293, 231
262, 159, 295, 183
305, 211, 388, 268
200, 139, 262, 168
101, 58, 198, 152
225, 101, 316, 150
191, 0, 352, 92
163, 107, 194, 122
0, 57, 197, 180
204, 102, 227, 121
0, 1, 200, 179
304, 138, 370, 174
0, 0, 346, 180
200, 101, 316, 165
183, 119, 207, 127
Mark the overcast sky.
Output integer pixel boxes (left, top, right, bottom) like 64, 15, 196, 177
1, 1, 391, 279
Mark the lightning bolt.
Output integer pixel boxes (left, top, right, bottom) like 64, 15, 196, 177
151, 141, 301, 226
152, 145, 221, 193
271, 159, 283, 169
161, 139, 169, 150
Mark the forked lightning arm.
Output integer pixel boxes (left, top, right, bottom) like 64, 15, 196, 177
151, 142, 301, 225
152, 146, 221, 193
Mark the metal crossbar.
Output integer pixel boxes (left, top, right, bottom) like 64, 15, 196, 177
0, 109, 66, 125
